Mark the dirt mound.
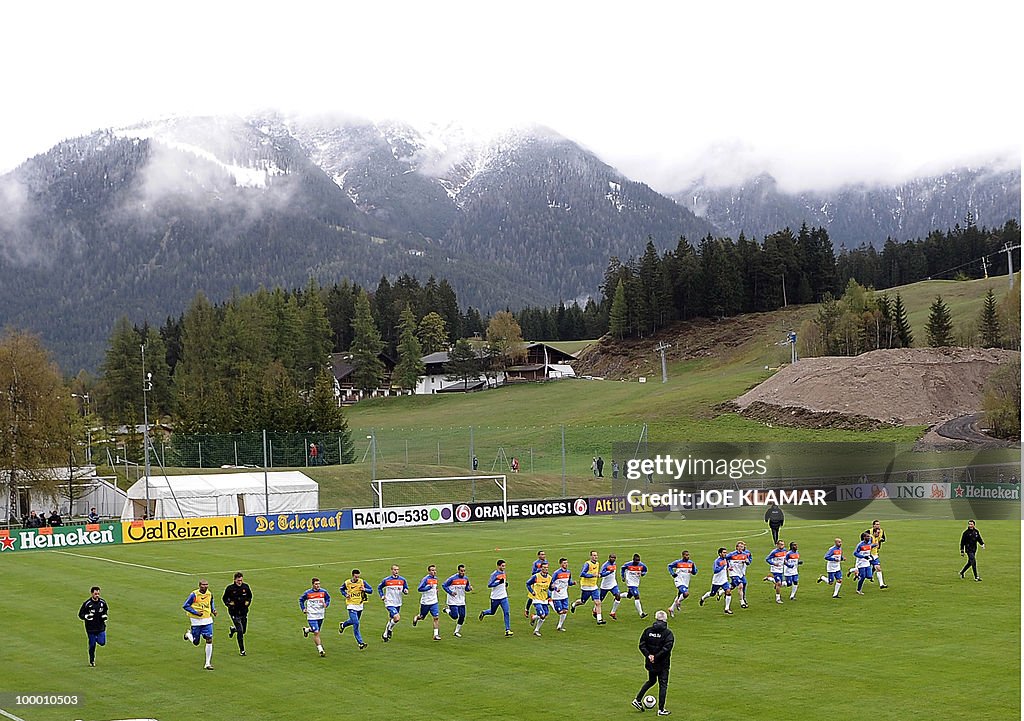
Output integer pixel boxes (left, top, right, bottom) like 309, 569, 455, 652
732, 347, 1019, 427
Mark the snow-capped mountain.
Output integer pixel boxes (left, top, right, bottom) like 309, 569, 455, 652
676, 167, 1021, 248
0, 112, 713, 371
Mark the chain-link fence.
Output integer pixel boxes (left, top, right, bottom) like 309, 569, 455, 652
160, 431, 355, 469
349, 423, 649, 479
146, 425, 649, 479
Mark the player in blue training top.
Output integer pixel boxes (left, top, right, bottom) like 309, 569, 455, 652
666, 550, 697, 617
299, 577, 330, 657
183, 578, 217, 669
441, 564, 472, 637
783, 541, 802, 600
817, 538, 844, 598
479, 559, 513, 636
598, 553, 623, 620
378, 565, 409, 642
621, 553, 649, 618
570, 550, 607, 624
764, 540, 789, 604
524, 550, 548, 618
698, 548, 734, 614
339, 569, 372, 650
412, 564, 442, 641
549, 557, 576, 631
852, 532, 874, 595
526, 561, 554, 636
726, 541, 752, 609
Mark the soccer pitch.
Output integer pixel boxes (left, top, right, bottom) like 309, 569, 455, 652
2, 512, 1019, 721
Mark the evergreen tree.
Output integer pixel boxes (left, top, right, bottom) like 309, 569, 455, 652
97, 316, 144, 426
261, 361, 304, 432
349, 290, 385, 392
979, 288, 1001, 348
608, 279, 628, 339
307, 369, 354, 462
445, 338, 480, 390
296, 278, 335, 384
174, 292, 229, 432
393, 306, 426, 390
892, 292, 914, 348
926, 295, 954, 347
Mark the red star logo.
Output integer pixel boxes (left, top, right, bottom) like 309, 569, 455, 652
954, 485, 965, 498
0, 535, 15, 551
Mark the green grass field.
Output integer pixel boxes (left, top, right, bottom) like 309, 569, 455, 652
2, 509, 1018, 721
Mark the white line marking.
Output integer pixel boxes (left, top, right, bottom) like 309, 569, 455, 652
0, 707, 29, 721
53, 551, 190, 576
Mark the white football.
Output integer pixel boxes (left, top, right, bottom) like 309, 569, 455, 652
643, 695, 657, 709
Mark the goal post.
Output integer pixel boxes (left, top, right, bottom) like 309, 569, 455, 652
371, 475, 508, 529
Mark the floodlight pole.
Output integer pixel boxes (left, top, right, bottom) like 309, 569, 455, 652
654, 342, 671, 383
142, 345, 153, 520
263, 429, 269, 515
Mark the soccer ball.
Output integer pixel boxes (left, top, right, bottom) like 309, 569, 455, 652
643, 695, 657, 709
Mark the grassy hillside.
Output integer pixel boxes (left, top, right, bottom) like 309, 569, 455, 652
884, 272, 1020, 343
92, 275, 1017, 498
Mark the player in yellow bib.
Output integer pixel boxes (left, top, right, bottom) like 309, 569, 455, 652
526, 562, 554, 636
869, 519, 888, 588
182, 578, 217, 670
570, 550, 607, 624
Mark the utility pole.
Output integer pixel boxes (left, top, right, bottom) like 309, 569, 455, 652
654, 342, 671, 383
1004, 243, 1021, 289
142, 345, 152, 520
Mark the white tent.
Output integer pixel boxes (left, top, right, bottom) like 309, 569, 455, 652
119, 471, 318, 521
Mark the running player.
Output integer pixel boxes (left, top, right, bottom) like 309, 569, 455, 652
479, 559, 513, 636
412, 564, 442, 640
783, 541, 801, 600
184, 579, 217, 669
620, 553, 649, 618
299, 578, 330, 657
666, 550, 697, 617
869, 519, 888, 588
599, 553, 622, 620
549, 557, 575, 631
764, 540, 788, 604
726, 541, 752, 608
441, 564, 472, 637
853, 532, 874, 595
817, 538, 844, 598
525, 561, 553, 636
524, 550, 548, 618
698, 548, 733, 614
378, 565, 409, 642
570, 550, 606, 624
338, 569, 372, 650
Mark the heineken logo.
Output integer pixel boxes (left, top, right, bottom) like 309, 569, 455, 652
0, 523, 121, 552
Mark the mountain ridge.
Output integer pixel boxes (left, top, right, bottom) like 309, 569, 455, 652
0, 112, 1018, 373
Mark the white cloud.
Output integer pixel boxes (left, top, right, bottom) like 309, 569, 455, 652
1, 1, 1020, 189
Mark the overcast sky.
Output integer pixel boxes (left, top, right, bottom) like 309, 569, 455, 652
3, 1, 1020, 192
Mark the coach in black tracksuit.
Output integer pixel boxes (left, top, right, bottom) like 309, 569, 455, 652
765, 503, 785, 543
959, 520, 985, 581
223, 572, 253, 655
634, 610, 675, 715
